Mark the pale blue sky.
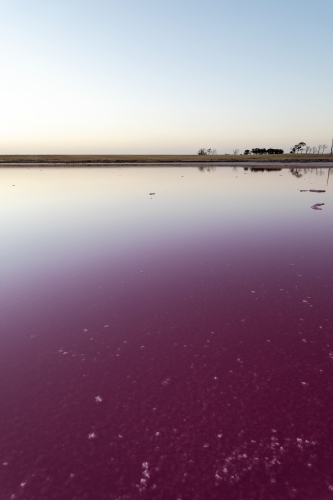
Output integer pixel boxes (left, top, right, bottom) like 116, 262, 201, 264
0, 0, 332, 154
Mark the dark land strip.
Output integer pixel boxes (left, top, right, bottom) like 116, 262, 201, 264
1, 154, 333, 166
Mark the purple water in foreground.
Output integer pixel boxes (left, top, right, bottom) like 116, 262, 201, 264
1, 166, 333, 499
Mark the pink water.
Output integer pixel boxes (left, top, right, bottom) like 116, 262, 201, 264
1, 166, 332, 499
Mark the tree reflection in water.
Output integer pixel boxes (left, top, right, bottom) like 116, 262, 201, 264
198, 165, 216, 173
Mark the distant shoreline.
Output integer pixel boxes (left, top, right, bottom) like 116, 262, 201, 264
1, 162, 333, 169
0, 154, 333, 166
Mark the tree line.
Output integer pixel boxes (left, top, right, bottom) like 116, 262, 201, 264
243, 148, 284, 155
197, 141, 332, 155
290, 142, 328, 154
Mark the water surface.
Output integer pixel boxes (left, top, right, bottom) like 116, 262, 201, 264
1, 166, 333, 499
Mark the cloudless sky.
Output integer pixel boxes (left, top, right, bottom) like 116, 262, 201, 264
0, 0, 332, 154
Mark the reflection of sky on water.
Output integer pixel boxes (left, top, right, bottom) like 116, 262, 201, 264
1, 166, 333, 499
0, 166, 331, 296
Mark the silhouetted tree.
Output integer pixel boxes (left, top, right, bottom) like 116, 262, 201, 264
251, 148, 267, 155
197, 148, 207, 155
290, 142, 306, 153
247, 147, 283, 155
267, 148, 284, 154
232, 149, 239, 155
322, 144, 327, 154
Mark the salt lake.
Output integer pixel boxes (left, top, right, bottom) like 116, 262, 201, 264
1, 165, 332, 499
